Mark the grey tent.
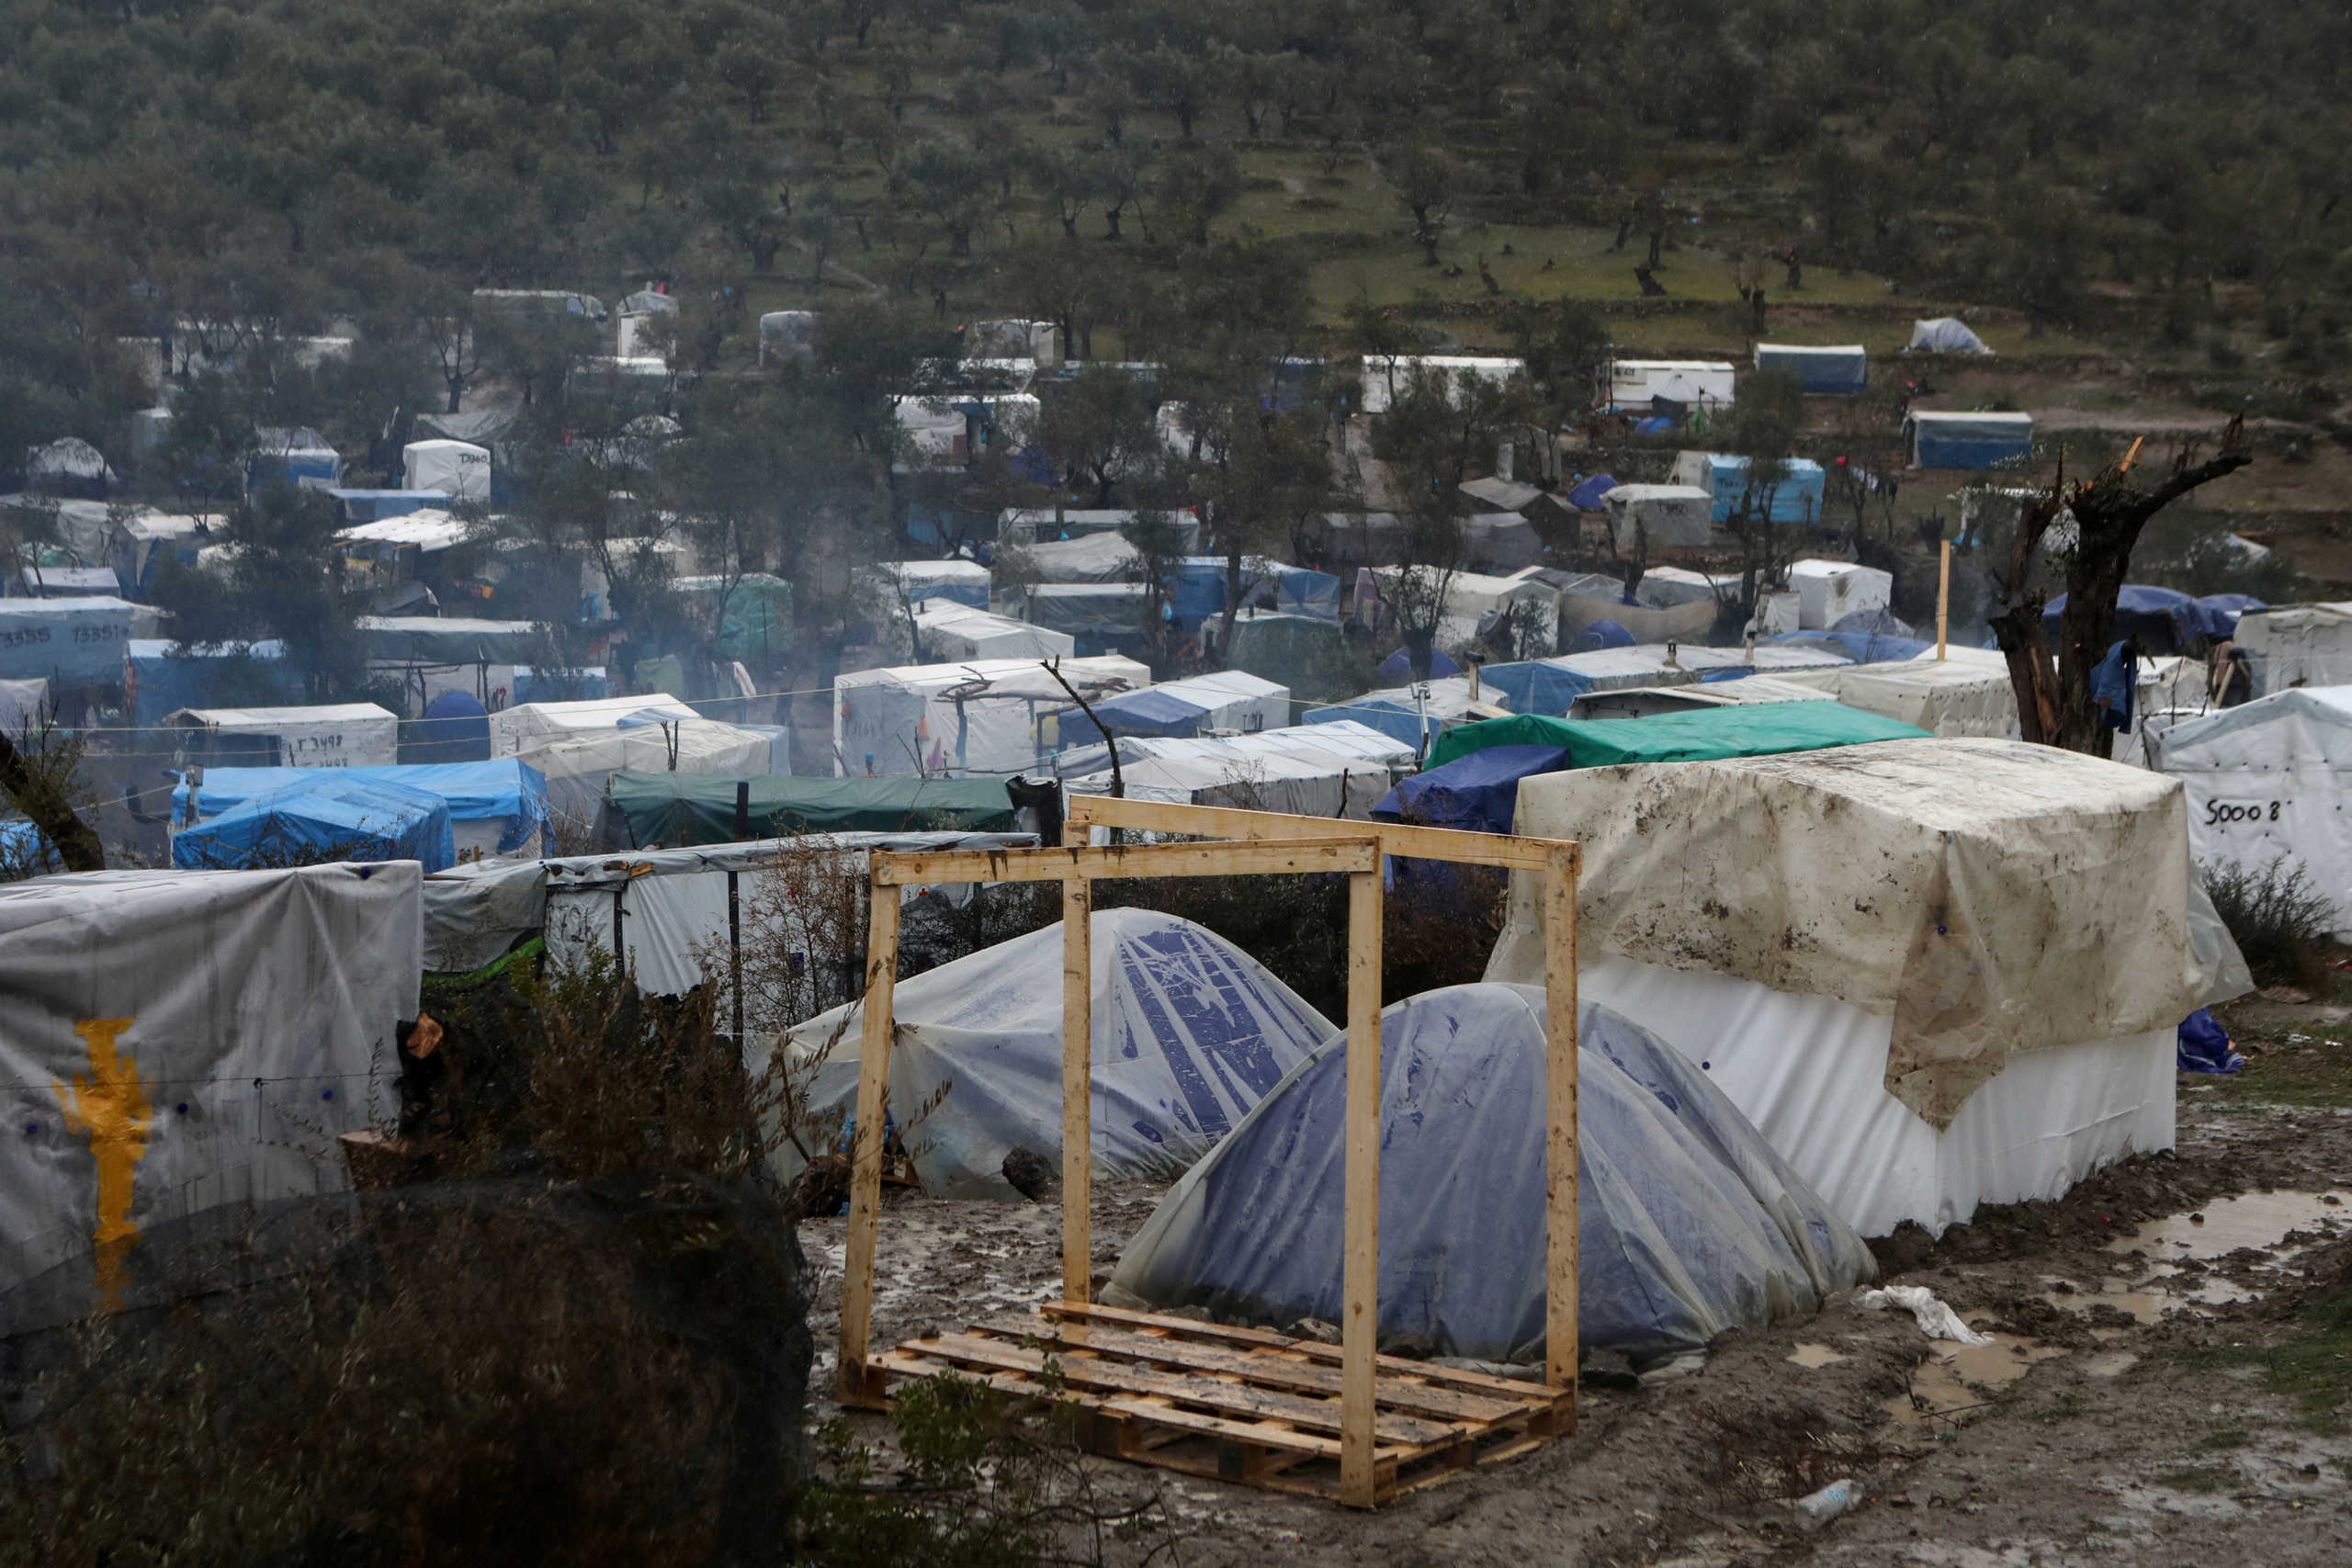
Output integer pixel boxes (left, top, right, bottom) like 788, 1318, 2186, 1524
1907, 318, 1993, 355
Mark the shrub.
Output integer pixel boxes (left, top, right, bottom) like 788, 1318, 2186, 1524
2202, 856, 2337, 987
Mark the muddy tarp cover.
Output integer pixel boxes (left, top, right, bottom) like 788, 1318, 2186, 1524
765, 909, 1335, 1201
0, 863, 419, 1327
1110, 985, 1875, 1363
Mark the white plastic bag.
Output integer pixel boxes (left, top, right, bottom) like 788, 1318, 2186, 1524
1855, 1285, 1993, 1345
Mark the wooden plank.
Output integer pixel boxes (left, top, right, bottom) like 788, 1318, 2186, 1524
1936, 537, 1952, 661
872, 836, 1380, 886
899, 1331, 1466, 1447
837, 881, 902, 1408
973, 1316, 1528, 1425
1341, 866, 1384, 1507
1062, 875, 1092, 1307
1065, 796, 1577, 873
1036, 1303, 1549, 1401
1544, 847, 1580, 1425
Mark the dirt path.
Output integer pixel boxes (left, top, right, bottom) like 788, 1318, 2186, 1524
799, 1002, 2352, 1563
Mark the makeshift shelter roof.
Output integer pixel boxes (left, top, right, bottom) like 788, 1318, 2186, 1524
1601, 485, 1714, 549
1459, 475, 1544, 513
1907, 318, 1994, 354
1109, 986, 1874, 1363
1478, 643, 1852, 717
916, 599, 1074, 660
1563, 474, 1619, 510
1303, 677, 1510, 748
490, 694, 695, 756
1754, 344, 1867, 394
17, 566, 119, 596
886, 558, 991, 609
175, 761, 546, 856
1769, 630, 1935, 664
771, 909, 1337, 1200
171, 773, 456, 874
607, 771, 1016, 845
1017, 531, 1143, 583
24, 437, 116, 491
1063, 670, 1288, 740
516, 718, 774, 837
338, 513, 469, 552
1568, 676, 1838, 719
1009, 581, 1149, 640
1428, 701, 1927, 769
1375, 646, 1460, 681
1772, 647, 2019, 738
837, 655, 1149, 777
357, 615, 537, 666
2042, 585, 2250, 654
0, 596, 137, 683
1374, 744, 1569, 835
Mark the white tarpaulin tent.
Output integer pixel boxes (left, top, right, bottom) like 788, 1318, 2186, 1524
1488, 738, 2250, 1235
835, 655, 1147, 777
2150, 686, 2352, 939
0, 863, 417, 1322
1777, 648, 2020, 738
1607, 360, 1736, 413
1014, 531, 1144, 584
1907, 318, 1994, 355
168, 703, 399, 768
1548, 569, 1721, 646
887, 558, 992, 609
767, 909, 1335, 1200
1359, 355, 1524, 415
489, 694, 696, 757
1789, 558, 1893, 629
1602, 485, 1713, 550
916, 599, 1075, 661
2233, 603, 2352, 696
401, 440, 491, 502
515, 719, 773, 841
1063, 724, 1405, 818
1001, 509, 1200, 552
0, 596, 136, 683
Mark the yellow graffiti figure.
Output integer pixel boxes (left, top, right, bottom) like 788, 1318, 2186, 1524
53, 1018, 152, 1312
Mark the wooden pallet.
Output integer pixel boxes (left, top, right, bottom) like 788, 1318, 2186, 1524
870, 1301, 1573, 1506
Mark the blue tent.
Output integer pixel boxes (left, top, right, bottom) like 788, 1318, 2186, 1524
172, 773, 457, 873
1372, 745, 1568, 836
1168, 559, 1340, 625
2043, 585, 2252, 655
1110, 986, 1875, 1363
1374, 647, 1459, 681
1564, 473, 1619, 510
173, 761, 545, 854
1480, 658, 1599, 715
1767, 630, 1934, 664
1754, 344, 1868, 396
1303, 696, 1442, 749
1576, 619, 1634, 650
414, 691, 492, 762
1069, 686, 1217, 739
1684, 454, 1827, 525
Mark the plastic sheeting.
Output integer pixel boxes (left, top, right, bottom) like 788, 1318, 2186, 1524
1490, 739, 2250, 1131
1905, 411, 2031, 468
2043, 586, 2245, 656
1790, 560, 1892, 629
1008, 581, 1149, 641
175, 761, 548, 859
2149, 686, 2352, 939
1755, 344, 1867, 395
172, 773, 457, 874
1304, 677, 1509, 750
888, 558, 991, 611
1110, 987, 1875, 1362
1374, 745, 1568, 834
0, 595, 136, 683
1907, 318, 1994, 355
401, 439, 490, 502
1065, 671, 1287, 740
1773, 647, 2020, 737
516, 719, 774, 840
357, 615, 538, 667
835, 656, 1149, 778
608, 771, 1016, 845
0, 676, 46, 732
489, 694, 695, 756
1480, 644, 1852, 717
917, 601, 1074, 661
1426, 703, 1926, 770
1564, 474, 1619, 510
1668, 453, 1827, 525
169, 704, 400, 768
0, 863, 417, 1318
124, 640, 300, 727
2234, 603, 2352, 695
1016, 531, 1145, 583
769, 910, 1335, 1200
1601, 485, 1713, 550
1063, 725, 1406, 818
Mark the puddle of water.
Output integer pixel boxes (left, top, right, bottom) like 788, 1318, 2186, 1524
2104, 1190, 2351, 1261
1787, 1342, 1847, 1369
1883, 1331, 2068, 1431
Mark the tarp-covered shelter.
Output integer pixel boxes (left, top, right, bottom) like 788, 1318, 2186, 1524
1221, 613, 1354, 695
1359, 355, 1524, 415
1363, 569, 1559, 660
401, 439, 490, 502
175, 760, 547, 861
1479, 643, 1852, 717
1907, 318, 1994, 355
2233, 603, 2352, 695
1568, 676, 1838, 720
1602, 485, 1713, 550
607, 771, 1017, 846
1774, 647, 2020, 738
413, 691, 492, 763
1549, 570, 1721, 646
1000, 509, 1198, 551
0, 596, 136, 684
1374, 745, 1567, 835
248, 426, 341, 492
1166, 558, 1341, 625
171, 773, 456, 874
108, 510, 205, 599
1309, 512, 1408, 570
1669, 452, 1828, 525
1304, 677, 1511, 750
2149, 686, 2352, 940
771, 909, 1334, 1200
0, 676, 47, 733
16, 566, 119, 597
0, 863, 417, 1322
515, 718, 774, 840
1110, 987, 1874, 1363
1427, 702, 1927, 770
1461, 513, 1544, 574
329, 490, 452, 527
673, 574, 794, 663
1905, 410, 2032, 469
489, 694, 696, 757
917, 599, 1074, 661
1488, 739, 2252, 1234
1005, 581, 1150, 644
1790, 559, 1893, 629
23, 437, 116, 497
1062, 724, 1408, 818
1754, 344, 1867, 395
168, 702, 398, 769
1061, 671, 1287, 741
1564, 473, 1619, 510
887, 558, 991, 610
836, 655, 1149, 777
1014, 531, 1143, 584
2042, 585, 2245, 657
1607, 361, 1737, 414
357, 615, 537, 668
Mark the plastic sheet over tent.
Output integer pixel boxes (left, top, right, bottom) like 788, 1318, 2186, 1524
0, 863, 417, 1323
357, 615, 539, 668
1907, 318, 1994, 355
489, 693, 695, 757
1564, 473, 1618, 510
1755, 344, 1867, 395
1110, 987, 1875, 1363
1552, 571, 1720, 646
1774, 646, 2020, 737
1905, 411, 2032, 468
0, 596, 135, 683
1570, 675, 1838, 720
2149, 687, 2352, 940
1304, 676, 1509, 749
2233, 603, 2352, 695
0, 676, 46, 732
2043, 585, 2246, 656
1668, 452, 1828, 525
23, 436, 117, 494
1790, 559, 1892, 629
17, 565, 119, 596
248, 426, 341, 492
770, 909, 1335, 1201
1374, 745, 1568, 835
1601, 485, 1713, 549
516, 719, 774, 840
916, 599, 1074, 660
1064, 671, 1287, 740
1480, 642, 1853, 717
1063, 726, 1405, 818
1427, 702, 1927, 770
175, 761, 548, 860
172, 773, 456, 873
887, 558, 991, 610
1487, 739, 2253, 1233
607, 770, 1016, 846
1006, 581, 1149, 642
1016, 531, 1144, 583
837, 655, 1148, 777
413, 691, 492, 763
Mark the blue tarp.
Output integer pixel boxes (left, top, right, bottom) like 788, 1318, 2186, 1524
1111, 986, 1876, 1363
0, 819, 62, 874
1373, 745, 1568, 836
1374, 647, 1459, 682
1481, 658, 1599, 716
2043, 585, 2253, 655
172, 773, 457, 873
1686, 455, 1827, 525
1075, 686, 1219, 739
1906, 412, 2031, 469
1303, 697, 1441, 749
1167, 560, 1340, 624
2177, 1009, 2245, 1075
1565, 474, 1619, 510
1755, 345, 1867, 395
1577, 620, 1634, 650
415, 691, 492, 762
175, 761, 545, 855
126, 639, 301, 726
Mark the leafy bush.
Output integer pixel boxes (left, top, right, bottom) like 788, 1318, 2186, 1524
2202, 856, 2337, 986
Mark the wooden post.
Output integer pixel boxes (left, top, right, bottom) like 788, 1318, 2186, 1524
1937, 538, 1951, 661
1544, 847, 1580, 1427
1061, 875, 1093, 1306
1340, 867, 1384, 1506
836, 880, 902, 1407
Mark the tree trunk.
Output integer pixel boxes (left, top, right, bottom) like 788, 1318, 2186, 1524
0, 729, 104, 872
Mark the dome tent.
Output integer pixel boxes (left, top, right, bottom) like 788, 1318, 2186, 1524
768, 909, 1334, 1201
1109, 986, 1874, 1364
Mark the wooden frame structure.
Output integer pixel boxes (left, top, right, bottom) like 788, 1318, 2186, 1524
836, 797, 1581, 1507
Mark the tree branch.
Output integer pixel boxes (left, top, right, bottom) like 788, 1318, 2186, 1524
0, 728, 103, 873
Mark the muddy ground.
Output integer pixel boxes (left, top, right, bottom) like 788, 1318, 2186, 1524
801, 997, 2352, 1563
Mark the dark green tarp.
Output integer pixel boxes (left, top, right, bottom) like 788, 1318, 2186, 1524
1424, 701, 1931, 771
609, 771, 1016, 845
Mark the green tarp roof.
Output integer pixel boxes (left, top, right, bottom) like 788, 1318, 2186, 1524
1424, 701, 1931, 771
608, 770, 1016, 845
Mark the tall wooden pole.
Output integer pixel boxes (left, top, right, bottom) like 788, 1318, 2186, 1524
1061, 876, 1093, 1305
1340, 867, 1385, 1506
1543, 847, 1580, 1425
837, 881, 902, 1406
1937, 538, 1951, 661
